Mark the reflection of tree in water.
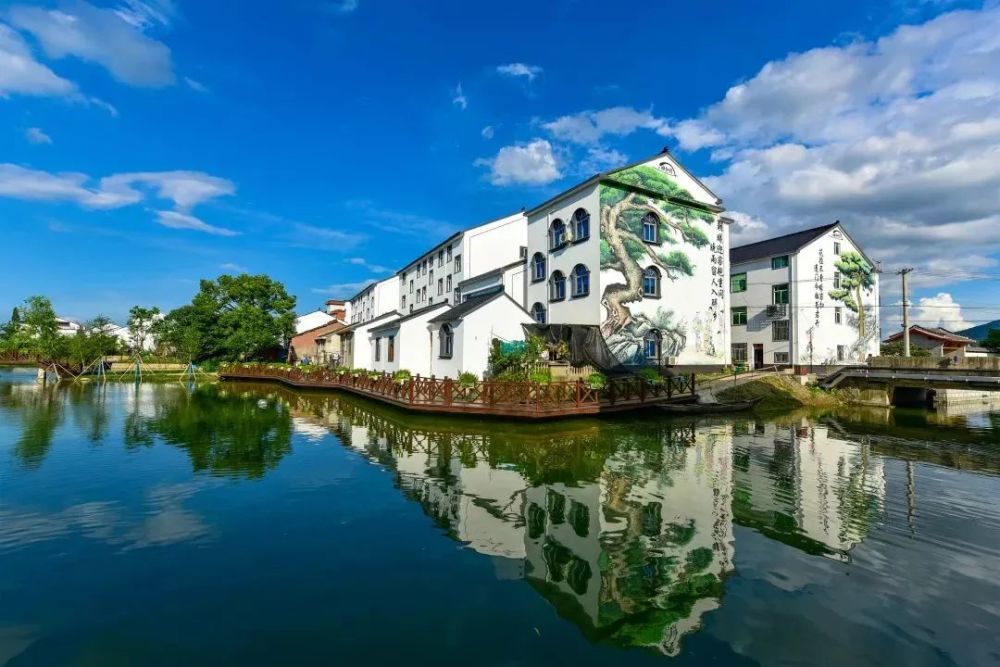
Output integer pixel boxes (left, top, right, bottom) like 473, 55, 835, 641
139, 385, 293, 479
1, 382, 62, 469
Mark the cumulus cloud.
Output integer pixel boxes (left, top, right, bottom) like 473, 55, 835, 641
497, 63, 542, 81
347, 257, 391, 274
0, 23, 77, 97
25, 127, 52, 144
475, 139, 561, 186
8, 0, 175, 87
156, 210, 237, 236
543, 106, 669, 145
578, 146, 628, 175
679, 5, 1000, 287
911, 292, 973, 331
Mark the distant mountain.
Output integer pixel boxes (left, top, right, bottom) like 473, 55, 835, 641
958, 319, 1000, 342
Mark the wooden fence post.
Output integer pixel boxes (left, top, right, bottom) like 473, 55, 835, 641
576, 378, 582, 407
444, 377, 453, 406
690, 373, 696, 396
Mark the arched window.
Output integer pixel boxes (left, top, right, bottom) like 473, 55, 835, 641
549, 270, 566, 301
530, 302, 546, 324
439, 324, 453, 358
572, 208, 590, 241
531, 252, 546, 282
549, 219, 566, 249
642, 212, 660, 243
644, 330, 662, 360
642, 266, 661, 297
571, 264, 590, 297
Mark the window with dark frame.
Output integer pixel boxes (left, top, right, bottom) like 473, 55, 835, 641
771, 255, 789, 269
835, 307, 842, 324
772, 319, 790, 341
549, 271, 566, 301
732, 307, 747, 326
731, 343, 747, 363
774, 352, 789, 364
643, 330, 661, 360
550, 219, 566, 249
571, 264, 590, 297
642, 266, 661, 297
641, 213, 660, 243
374, 337, 381, 361
387, 336, 395, 362
731, 273, 747, 293
530, 302, 546, 324
572, 208, 590, 241
439, 324, 453, 358
531, 253, 546, 282
772, 283, 790, 304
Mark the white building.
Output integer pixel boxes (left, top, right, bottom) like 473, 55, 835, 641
729, 222, 880, 369
294, 309, 336, 334
341, 211, 531, 378
523, 148, 730, 370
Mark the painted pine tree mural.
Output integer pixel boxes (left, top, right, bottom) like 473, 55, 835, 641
599, 165, 712, 364
828, 251, 876, 337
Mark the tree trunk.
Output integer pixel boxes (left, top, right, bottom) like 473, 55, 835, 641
600, 194, 645, 337
855, 282, 865, 337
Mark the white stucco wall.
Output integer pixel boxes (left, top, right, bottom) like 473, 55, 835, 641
428, 295, 534, 379
729, 256, 793, 366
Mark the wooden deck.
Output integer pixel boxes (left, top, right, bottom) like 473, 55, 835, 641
219, 365, 697, 419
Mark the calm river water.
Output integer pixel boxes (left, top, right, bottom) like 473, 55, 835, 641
2, 367, 999, 666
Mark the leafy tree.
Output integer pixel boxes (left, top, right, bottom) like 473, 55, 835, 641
157, 274, 296, 362
983, 329, 1000, 352
19, 296, 66, 361
126, 305, 161, 352
828, 251, 876, 337
880, 341, 930, 357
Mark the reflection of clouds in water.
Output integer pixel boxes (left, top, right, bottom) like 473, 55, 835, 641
0, 483, 211, 553
0, 625, 39, 667
292, 417, 332, 444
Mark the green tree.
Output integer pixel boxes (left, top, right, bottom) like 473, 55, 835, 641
20, 296, 66, 361
126, 305, 161, 352
828, 251, 876, 337
157, 274, 296, 362
983, 329, 1000, 352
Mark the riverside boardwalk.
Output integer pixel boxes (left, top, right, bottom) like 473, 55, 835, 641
220, 364, 697, 419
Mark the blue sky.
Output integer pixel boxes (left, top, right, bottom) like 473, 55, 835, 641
1, 0, 998, 331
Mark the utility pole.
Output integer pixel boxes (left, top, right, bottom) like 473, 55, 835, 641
897, 268, 913, 357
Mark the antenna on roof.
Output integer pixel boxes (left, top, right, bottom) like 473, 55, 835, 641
661, 145, 671, 154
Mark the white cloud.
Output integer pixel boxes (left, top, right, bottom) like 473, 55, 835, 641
0, 23, 77, 97
113, 0, 175, 29
725, 211, 769, 246
452, 82, 467, 110
219, 262, 247, 272
156, 210, 237, 236
0, 163, 136, 207
8, 0, 175, 87
107, 171, 235, 210
476, 139, 561, 186
481, 125, 494, 139
578, 146, 627, 174
25, 127, 52, 144
347, 257, 391, 274
344, 199, 455, 238
687, 5, 1000, 288
497, 63, 542, 81
184, 76, 208, 93
293, 223, 367, 249
322, 0, 359, 15
311, 280, 374, 296
911, 292, 973, 331
542, 106, 669, 145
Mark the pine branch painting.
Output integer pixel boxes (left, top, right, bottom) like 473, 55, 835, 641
828, 251, 875, 337
598, 166, 714, 364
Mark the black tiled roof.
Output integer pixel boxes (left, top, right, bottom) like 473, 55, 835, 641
427, 290, 506, 324
730, 223, 839, 265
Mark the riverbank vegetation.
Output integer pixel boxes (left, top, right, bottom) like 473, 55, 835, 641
717, 375, 844, 412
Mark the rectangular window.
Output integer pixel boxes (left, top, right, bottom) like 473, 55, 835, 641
834, 242, 841, 256
642, 217, 659, 243
731, 343, 747, 363
771, 255, 789, 269
454, 255, 462, 273
429, 269, 434, 284
387, 336, 395, 362
446, 275, 452, 292
833, 272, 841, 289
409, 280, 414, 293
374, 337, 381, 361
837, 345, 846, 361
774, 352, 789, 364
772, 283, 789, 304
401, 296, 406, 309
731, 307, 747, 326
437, 278, 443, 295
835, 307, 842, 324
772, 319, 790, 341
438, 250, 444, 267
447, 245, 453, 262
730, 273, 747, 293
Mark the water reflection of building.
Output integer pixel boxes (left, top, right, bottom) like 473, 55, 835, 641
732, 418, 885, 558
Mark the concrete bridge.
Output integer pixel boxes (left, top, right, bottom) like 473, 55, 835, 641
820, 357, 1000, 407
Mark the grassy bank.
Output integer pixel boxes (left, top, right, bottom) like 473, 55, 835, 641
717, 375, 844, 412
71, 371, 218, 383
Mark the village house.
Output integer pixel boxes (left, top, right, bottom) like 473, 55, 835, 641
523, 148, 730, 370
341, 211, 532, 378
729, 222, 880, 369
883, 326, 987, 358
288, 319, 347, 365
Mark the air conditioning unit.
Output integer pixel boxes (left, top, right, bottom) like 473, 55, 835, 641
665, 356, 677, 366
766, 304, 787, 318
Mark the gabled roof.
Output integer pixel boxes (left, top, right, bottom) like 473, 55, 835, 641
394, 209, 525, 277
292, 319, 346, 338
884, 325, 977, 345
338, 309, 400, 334
456, 258, 525, 289
369, 301, 449, 334
524, 148, 722, 218
730, 223, 839, 265
427, 290, 528, 324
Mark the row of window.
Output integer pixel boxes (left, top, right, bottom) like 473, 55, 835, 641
373, 335, 396, 363
732, 344, 848, 364
731, 306, 847, 327
403, 247, 461, 281
533, 259, 663, 301
548, 209, 591, 250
